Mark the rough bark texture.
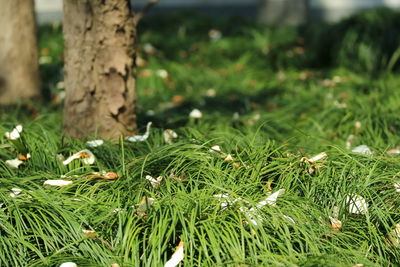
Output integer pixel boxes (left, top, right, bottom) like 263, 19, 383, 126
63, 0, 137, 140
0, 0, 40, 105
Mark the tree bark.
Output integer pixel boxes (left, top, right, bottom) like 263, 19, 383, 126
63, 0, 137, 140
0, 0, 40, 105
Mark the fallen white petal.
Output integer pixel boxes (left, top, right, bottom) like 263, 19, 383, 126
346, 134, 355, 150
394, 182, 400, 193
210, 145, 221, 152
387, 147, 400, 155
257, 189, 286, 207
164, 241, 184, 267
189, 109, 202, 119
10, 188, 22, 198
86, 140, 104, 147
329, 216, 342, 232
5, 158, 24, 168
63, 149, 95, 165
352, 145, 373, 155
43, 180, 73, 187
125, 122, 152, 142
59, 262, 77, 267
4, 125, 23, 140
283, 215, 296, 224
156, 69, 168, 79
145, 175, 163, 188
346, 194, 368, 215
136, 196, 155, 217
308, 152, 327, 163
224, 154, 234, 161
163, 129, 178, 144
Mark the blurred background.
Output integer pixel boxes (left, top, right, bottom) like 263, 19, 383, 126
36, 0, 400, 24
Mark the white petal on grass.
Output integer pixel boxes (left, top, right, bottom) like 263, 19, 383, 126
59, 262, 78, 267
352, 145, 373, 155
394, 182, 400, 193
224, 154, 234, 161
82, 229, 96, 238
4, 125, 23, 140
86, 140, 104, 147
189, 109, 202, 119
210, 145, 221, 152
329, 216, 342, 232
9, 188, 22, 198
283, 215, 296, 224
136, 196, 155, 217
164, 241, 184, 267
213, 194, 242, 208
387, 147, 400, 155
145, 175, 163, 189
308, 152, 328, 163
62, 149, 95, 165
125, 122, 152, 142
156, 69, 168, 79
256, 189, 286, 208
346, 134, 355, 149
43, 180, 73, 187
5, 158, 23, 168
163, 129, 178, 144
346, 194, 368, 215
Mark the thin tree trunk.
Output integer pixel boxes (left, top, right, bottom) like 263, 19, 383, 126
0, 0, 40, 105
63, 0, 137, 140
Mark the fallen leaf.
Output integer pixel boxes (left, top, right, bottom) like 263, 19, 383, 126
224, 154, 234, 161
388, 223, 400, 247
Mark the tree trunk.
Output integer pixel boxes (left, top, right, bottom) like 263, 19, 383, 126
0, 0, 40, 105
63, 0, 137, 140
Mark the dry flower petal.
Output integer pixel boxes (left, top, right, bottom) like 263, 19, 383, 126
4, 125, 23, 140
125, 122, 152, 142
9, 188, 22, 198
352, 145, 373, 155
256, 189, 285, 207
388, 223, 400, 247
136, 196, 155, 217
44, 180, 73, 187
59, 262, 77, 267
346, 134, 355, 149
82, 229, 97, 238
86, 140, 104, 147
163, 129, 178, 144
394, 182, 400, 193
164, 241, 184, 267
87, 171, 119, 180
5, 158, 24, 168
346, 194, 368, 215
387, 147, 400, 155
189, 109, 202, 119
145, 175, 163, 189
224, 154, 234, 161
18, 153, 31, 161
329, 216, 342, 232
63, 149, 95, 165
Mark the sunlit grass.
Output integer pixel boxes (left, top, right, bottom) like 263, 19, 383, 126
1, 9, 400, 267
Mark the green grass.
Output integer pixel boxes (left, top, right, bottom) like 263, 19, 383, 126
1, 8, 400, 266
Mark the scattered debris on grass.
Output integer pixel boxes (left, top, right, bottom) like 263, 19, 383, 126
346, 194, 368, 215
352, 145, 373, 155
43, 180, 73, 187
163, 129, 178, 144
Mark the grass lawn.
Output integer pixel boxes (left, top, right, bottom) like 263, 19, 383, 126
1, 8, 400, 266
